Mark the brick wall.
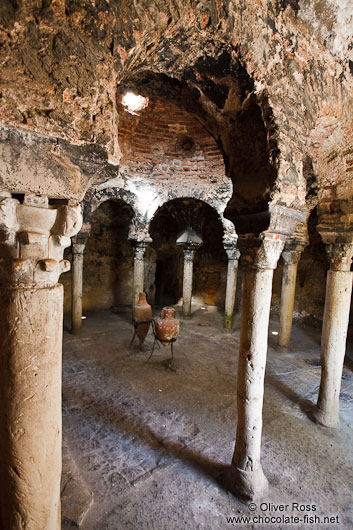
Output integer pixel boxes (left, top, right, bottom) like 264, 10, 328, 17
118, 99, 225, 185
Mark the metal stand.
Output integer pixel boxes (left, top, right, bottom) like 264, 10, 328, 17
129, 319, 152, 353
146, 320, 177, 371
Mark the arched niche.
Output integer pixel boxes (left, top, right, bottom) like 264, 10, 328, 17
82, 199, 134, 312
149, 198, 226, 308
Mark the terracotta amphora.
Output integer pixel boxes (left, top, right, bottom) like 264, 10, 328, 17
133, 292, 152, 347
154, 307, 180, 346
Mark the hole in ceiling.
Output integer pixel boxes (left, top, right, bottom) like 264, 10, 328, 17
121, 92, 149, 115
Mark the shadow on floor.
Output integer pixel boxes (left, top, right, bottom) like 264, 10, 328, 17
63, 380, 231, 493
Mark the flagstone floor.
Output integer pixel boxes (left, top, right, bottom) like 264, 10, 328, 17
61, 306, 353, 530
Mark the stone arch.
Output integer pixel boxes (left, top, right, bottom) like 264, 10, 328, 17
146, 194, 236, 245
116, 25, 310, 217
149, 197, 228, 307
82, 197, 136, 312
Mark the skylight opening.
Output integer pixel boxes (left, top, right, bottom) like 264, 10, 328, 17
121, 92, 148, 115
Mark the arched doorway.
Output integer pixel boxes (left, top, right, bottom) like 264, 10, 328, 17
150, 198, 226, 308
83, 199, 134, 312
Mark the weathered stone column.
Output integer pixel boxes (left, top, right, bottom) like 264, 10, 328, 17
278, 243, 304, 348
71, 239, 86, 333
230, 234, 285, 499
132, 241, 149, 307
182, 246, 197, 317
313, 243, 353, 428
0, 193, 82, 530
224, 245, 241, 329
176, 228, 202, 317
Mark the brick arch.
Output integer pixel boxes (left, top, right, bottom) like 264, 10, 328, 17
146, 196, 236, 246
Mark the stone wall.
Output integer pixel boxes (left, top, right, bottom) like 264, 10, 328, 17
63, 200, 134, 314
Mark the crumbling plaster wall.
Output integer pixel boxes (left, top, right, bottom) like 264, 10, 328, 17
0, 0, 352, 212
1, 1, 352, 327
62, 199, 134, 313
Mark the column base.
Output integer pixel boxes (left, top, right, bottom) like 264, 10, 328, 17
312, 406, 339, 428
228, 465, 269, 500
277, 338, 290, 349
71, 322, 83, 335
224, 312, 233, 330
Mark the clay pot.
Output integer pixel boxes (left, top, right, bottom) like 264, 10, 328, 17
154, 307, 180, 346
133, 292, 152, 347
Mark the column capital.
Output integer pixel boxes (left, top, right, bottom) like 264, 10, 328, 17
282, 240, 306, 265
72, 243, 86, 256
239, 233, 286, 271
0, 195, 82, 288
133, 240, 151, 260
223, 240, 240, 261
225, 248, 241, 261
326, 243, 353, 272
316, 224, 353, 271
72, 230, 90, 248
183, 246, 197, 262
282, 249, 302, 265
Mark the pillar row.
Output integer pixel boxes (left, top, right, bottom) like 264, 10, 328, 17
0, 193, 82, 530
278, 243, 305, 348
224, 247, 240, 330
313, 242, 353, 428
230, 234, 285, 499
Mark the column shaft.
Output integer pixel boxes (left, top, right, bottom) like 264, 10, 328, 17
224, 253, 239, 329
133, 254, 145, 307
278, 262, 298, 347
230, 233, 285, 499
71, 245, 84, 333
314, 269, 353, 427
231, 267, 273, 497
182, 252, 194, 317
0, 284, 63, 530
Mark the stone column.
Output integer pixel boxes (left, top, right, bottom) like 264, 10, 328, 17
313, 243, 353, 428
278, 243, 304, 348
71, 240, 86, 333
132, 241, 149, 307
224, 246, 241, 330
182, 246, 197, 317
0, 193, 82, 530
230, 235, 285, 499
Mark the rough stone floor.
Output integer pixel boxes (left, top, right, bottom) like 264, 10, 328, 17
61, 306, 353, 530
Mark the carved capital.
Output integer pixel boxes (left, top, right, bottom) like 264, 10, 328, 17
223, 240, 240, 261
326, 243, 353, 272
72, 229, 90, 247
0, 195, 82, 287
134, 240, 150, 260
72, 243, 86, 257
281, 240, 306, 265
282, 249, 302, 265
269, 204, 307, 237
225, 248, 241, 261
184, 248, 197, 262
239, 233, 286, 271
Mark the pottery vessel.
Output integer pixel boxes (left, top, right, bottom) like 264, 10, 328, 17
133, 292, 152, 346
154, 307, 180, 345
